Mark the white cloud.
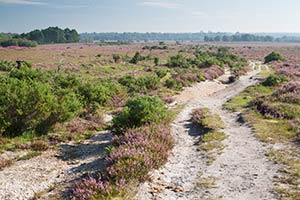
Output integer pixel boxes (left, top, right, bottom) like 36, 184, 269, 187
0, 0, 47, 5
139, 1, 182, 9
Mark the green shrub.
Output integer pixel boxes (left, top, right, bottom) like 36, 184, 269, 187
0, 38, 37, 47
262, 75, 287, 87
0, 78, 56, 137
0, 70, 83, 137
165, 79, 183, 90
129, 52, 144, 64
112, 54, 122, 63
111, 96, 168, 134
54, 73, 82, 90
264, 52, 285, 64
0, 60, 15, 72
9, 66, 51, 82
79, 81, 126, 106
167, 54, 189, 68
118, 75, 160, 93
155, 69, 168, 78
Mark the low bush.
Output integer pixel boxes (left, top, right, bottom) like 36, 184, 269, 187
264, 52, 285, 64
203, 66, 224, 80
167, 54, 190, 68
118, 75, 160, 93
79, 81, 127, 106
0, 60, 15, 71
129, 52, 144, 64
165, 78, 183, 90
111, 95, 168, 134
71, 123, 173, 199
0, 38, 37, 47
262, 75, 287, 87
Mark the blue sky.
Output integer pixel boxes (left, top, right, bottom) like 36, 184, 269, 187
0, 0, 299, 33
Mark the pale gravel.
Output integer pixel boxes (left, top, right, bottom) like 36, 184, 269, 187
136, 63, 279, 200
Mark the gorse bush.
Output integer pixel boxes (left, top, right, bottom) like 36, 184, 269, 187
0, 63, 128, 137
0, 75, 83, 137
79, 81, 127, 107
167, 54, 189, 68
262, 74, 287, 87
118, 75, 160, 93
0, 60, 15, 71
111, 95, 168, 134
0, 78, 56, 136
129, 52, 144, 64
264, 52, 285, 64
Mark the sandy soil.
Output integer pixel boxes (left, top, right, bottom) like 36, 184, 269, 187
0, 131, 112, 200
136, 63, 279, 200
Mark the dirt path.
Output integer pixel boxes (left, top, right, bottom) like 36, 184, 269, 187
136, 64, 278, 200
0, 131, 112, 200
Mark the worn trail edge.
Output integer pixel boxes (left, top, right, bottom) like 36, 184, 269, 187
136, 64, 278, 200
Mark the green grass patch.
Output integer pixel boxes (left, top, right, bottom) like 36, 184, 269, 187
243, 110, 296, 143
192, 108, 226, 131
224, 84, 274, 112
202, 131, 227, 143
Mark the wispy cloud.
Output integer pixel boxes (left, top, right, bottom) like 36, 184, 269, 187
139, 1, 182, 9
0, 0, 47, 5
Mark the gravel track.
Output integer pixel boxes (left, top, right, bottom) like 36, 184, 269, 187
136, 64, 278, 200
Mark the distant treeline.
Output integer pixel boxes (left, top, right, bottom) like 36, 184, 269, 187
80, 32, 300, 43
18, 27, 80, 44
80, 32, 229, 42
204, 34, 300, 43
0, 27, 80, 47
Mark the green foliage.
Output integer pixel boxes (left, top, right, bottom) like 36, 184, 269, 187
165, 79, 183, 90
79, 81, 126, 106
167, 54, 189, 68
118, 75, 160, 93
154, 57, 160, 66
130, 52, 144, 64
0, 38, 37, 47
111, 96, 168, 134
0, 60, 15, 71
112, 54, 122, 63
262, 74, 287, 86
20, 27, 80, 44
264, 52, 285, 64
0, 78, 57, 136
0, 66, 85, 137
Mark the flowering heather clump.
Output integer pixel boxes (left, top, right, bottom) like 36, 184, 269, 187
162, 97, 175, 104
275, 65, 300, 79
233, 66, 251, 77
254, 81, 300, 120
273, 81, 300, 104
203, 65, 224, 80
107, 124, 173, 181
71, 175, 125, 200
173, 72, 203, 87
71, 123, 173, 199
